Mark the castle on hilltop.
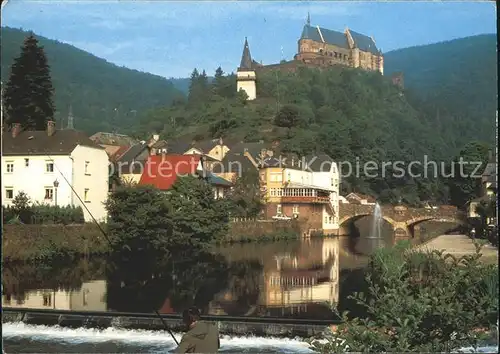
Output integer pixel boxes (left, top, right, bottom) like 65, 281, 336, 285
236, 14, 384, 100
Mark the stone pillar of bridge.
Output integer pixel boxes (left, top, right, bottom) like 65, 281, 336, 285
393, 221, 410, 244
413, 224, 421, 239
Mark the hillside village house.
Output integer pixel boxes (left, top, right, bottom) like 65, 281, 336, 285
2, 121, 109, 222
114, 136, 231, 185
481, 157, 497, 197
138, 154, 232, 199
89, 132, 138, 159
344, 192, 377, 205
260, 154, 340, 234
467, 156, 497, 223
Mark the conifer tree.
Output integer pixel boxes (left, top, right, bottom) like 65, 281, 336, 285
3, 34, 55, 130
212, 66, 225, 96
187, 68, 200, 106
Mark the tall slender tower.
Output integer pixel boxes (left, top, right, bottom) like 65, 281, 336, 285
67, 105, 74, 129
236, 37, 257, 100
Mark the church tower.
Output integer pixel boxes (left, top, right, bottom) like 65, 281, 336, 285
66, 104, 74, 129
236, 37, 256, 100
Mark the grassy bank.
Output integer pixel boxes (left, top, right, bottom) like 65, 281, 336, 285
2, 220, 303, 261
2, 224, 109, 262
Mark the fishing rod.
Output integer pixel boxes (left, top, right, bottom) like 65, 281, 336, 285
44, 152, 180, 346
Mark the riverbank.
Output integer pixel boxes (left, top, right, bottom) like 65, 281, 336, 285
2, 222, 302, 261
414, 234, 498, 264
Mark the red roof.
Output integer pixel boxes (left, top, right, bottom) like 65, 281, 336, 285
139, 154, 202, 190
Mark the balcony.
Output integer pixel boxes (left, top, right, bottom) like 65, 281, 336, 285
279, 188, 330, 204
281, 196, 330, 204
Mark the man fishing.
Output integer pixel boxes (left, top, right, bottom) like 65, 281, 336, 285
172, 306, 220, 353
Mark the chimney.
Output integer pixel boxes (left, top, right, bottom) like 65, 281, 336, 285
47, 120, 56, 136
218, 137, 223, 145
12, 123, 21, 138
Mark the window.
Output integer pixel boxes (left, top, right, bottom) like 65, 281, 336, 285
42, 293, 52, 307
293, 205, 299, 214
25, 158, 29, 167
84, 188, 90, 202
5, 188, 14, 200
83, 289, 90, 306
6, 161, 14, 173
331, 178, 334, 186
270, 173, 282, 182
46, 162, 54, 173
277, 204, 282, 214
84, 161, 90, 175
44, 187, 54, 200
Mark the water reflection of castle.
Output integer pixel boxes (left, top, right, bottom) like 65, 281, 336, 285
211, 237, 339, 318
2, 280, 107, 311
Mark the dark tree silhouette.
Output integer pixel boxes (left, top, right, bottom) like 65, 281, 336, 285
3, 34, 55, 130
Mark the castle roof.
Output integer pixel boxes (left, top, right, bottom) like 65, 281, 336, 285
239, 37, 253, 70
300, 24, 380, 55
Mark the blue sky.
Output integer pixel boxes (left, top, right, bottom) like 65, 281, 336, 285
1, 0, 497, 79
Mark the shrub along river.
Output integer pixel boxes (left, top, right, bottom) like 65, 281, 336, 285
2, 220, 496, 352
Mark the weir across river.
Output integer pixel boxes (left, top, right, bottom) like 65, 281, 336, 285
2, 307, 339, 338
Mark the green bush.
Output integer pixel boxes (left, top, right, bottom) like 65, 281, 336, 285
2, 204, 84, 224
105, 178, 230, 255
309, 241, 499, 353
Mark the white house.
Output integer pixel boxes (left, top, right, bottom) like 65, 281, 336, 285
281, 154, 341, 232
2, 121, 109, 222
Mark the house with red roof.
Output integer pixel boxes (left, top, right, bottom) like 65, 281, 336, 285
138, 154, 232, 198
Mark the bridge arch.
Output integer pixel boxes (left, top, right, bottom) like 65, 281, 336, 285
405, 216, 464, 239
405, 216, 464, 229
338, 213, 396, 229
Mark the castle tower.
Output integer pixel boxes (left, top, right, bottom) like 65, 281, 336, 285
236, 37, 256, 100
66, 105, 74, 129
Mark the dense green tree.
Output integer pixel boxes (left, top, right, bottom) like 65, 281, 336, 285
166, 175, 230, 247
447, 141, 491, 207
3, 34, 55, 130
105, 185, 173, 255
105, 178, 230, 254
226, 169, 264, 218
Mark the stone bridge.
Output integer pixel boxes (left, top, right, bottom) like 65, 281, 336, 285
338, 203, 465, 239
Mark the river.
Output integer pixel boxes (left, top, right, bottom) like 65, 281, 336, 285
3, 220, 495, 353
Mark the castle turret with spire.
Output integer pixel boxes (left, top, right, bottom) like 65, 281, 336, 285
236, 37, 257, 100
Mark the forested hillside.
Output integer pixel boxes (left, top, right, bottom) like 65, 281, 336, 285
384, 34, 497, 148
1, 27, 183, 134
134, 65, 481, 205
